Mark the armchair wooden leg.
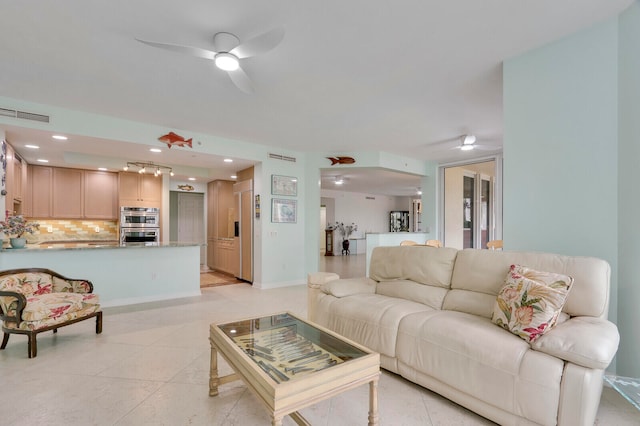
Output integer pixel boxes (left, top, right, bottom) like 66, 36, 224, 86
96, 311, 103, 334
53, 329, 58, 334
0, 332, 9, 349
28, 333, 37, 358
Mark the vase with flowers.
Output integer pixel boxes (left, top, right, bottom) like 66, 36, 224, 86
0, 215, 40, 248
334, 221, 357, 255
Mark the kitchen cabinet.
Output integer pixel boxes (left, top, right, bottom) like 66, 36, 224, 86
84, 170, 118, 219
52, 168, 84, 218
206, 180, 237, 273
29, 166, 53, 218
28, 166, 118, 219
207, 180, 234, 239
118, 172, 162, 207
4, 143, 26, 215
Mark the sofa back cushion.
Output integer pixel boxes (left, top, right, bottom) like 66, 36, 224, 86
370, 246, 458, 287
444, 249, 610, 319
0, 272, 55, 317
376, 280, 449, 309
0, 272, 54, 297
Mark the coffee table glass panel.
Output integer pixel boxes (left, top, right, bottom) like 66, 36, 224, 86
210, 312, 380, 425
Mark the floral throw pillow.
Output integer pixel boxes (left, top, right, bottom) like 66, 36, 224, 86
491, 264, 573, 342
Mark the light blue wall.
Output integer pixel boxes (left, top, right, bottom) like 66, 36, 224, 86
617, 1, 640, 378
504, 8, 640, 377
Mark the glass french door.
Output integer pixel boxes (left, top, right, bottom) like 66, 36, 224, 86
463, 173, 493, 248
442, 160, 499, 249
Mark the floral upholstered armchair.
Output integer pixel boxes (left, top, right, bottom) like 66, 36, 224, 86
0, 268, 102, 358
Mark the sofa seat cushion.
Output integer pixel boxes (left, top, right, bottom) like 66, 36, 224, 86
316, 293, 435, 358
5, 303, 101, 331
376, 280, 448, 309
19, 292, 100, 322
397, 310, 565, 426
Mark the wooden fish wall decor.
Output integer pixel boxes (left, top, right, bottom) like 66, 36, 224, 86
177, 184, 195, 191
158, 132, 193, 149
327, 156, 355, 165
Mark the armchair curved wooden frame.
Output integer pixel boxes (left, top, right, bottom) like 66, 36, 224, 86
0, 267, 102, 358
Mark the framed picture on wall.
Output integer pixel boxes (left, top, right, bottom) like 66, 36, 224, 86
272, 198, 297, 223
271, 175, 297, 196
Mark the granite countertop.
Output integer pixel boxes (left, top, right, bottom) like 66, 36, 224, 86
1, 241, 203, 252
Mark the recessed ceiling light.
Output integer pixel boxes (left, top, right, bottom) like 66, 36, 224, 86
25, 145, 39, 149
37, 159, 49, 163
98, 167, 108, 171
223, 158, 233, 163
231, 175, 237, 179
188, 177, 196, 181
52, 135, 68, 140
150, 148, 162, 153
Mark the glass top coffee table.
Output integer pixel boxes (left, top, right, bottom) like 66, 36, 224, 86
209, 312, 380, 426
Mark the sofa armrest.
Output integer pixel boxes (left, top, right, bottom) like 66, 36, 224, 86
322, 277, 377, 298
531, 316, 619, 370
52, 275, 94, 294
0, 290, 27, 323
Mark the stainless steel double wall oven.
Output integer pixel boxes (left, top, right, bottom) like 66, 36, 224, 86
119, 207, 160, 244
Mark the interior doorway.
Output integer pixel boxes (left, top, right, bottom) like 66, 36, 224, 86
170, 191, 206, 264
440, 158, 502, 249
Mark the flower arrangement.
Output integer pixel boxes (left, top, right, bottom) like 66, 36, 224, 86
0, 215, 40, 238
333, 222, 357, 240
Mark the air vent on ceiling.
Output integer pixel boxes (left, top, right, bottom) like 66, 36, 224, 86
0, 107, 50, 123
268, 153, 296, 162
366, 196, 376, 200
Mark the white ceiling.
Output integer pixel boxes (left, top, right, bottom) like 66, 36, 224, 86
0, 1, 632, 195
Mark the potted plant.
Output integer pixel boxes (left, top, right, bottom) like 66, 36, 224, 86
0, 215, 40, 248
335, 222, 358, 255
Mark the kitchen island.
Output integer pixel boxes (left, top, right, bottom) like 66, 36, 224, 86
0, 242, 202, 307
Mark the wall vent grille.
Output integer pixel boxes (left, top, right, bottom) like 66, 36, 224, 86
0, 108, 17, 118
0, 107, 50, 123
365, 196, 376, 200
268, 153, 296, 162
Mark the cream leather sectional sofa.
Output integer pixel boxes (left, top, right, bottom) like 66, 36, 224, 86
307, 246, 620, 426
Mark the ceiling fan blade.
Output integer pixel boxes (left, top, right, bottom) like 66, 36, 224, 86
227, 66, 254, 94
230, 27, 285, 59
136, 38, 216, 60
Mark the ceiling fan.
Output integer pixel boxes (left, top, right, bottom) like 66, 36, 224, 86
424, 134, 502, 153
136, 28, 285, 94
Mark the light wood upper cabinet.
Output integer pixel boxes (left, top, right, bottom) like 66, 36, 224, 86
28, 166, 118, 219
118, 172, 162, 207
5, 144, 15, 214
52, 168, 84, 218
29, 165, 53, 218
84, 170, 118, 219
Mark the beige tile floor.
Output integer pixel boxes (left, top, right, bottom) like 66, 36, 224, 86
0, 255, 637, 425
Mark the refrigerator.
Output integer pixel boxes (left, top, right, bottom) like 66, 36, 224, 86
233, 179, 253, 282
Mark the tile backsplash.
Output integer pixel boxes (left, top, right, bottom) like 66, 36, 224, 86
26, 219, 118, 243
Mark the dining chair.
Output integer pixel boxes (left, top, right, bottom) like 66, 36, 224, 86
425, 239, 442, 248
486, 240, 503, 250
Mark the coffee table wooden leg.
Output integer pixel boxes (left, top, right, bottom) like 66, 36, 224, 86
272, 416, 283, 426
368, 377, 379, 426
209, 342, 220, 397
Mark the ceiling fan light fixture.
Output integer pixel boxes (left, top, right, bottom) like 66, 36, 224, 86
463, 134, 477, 145
215, 52, 239, 71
